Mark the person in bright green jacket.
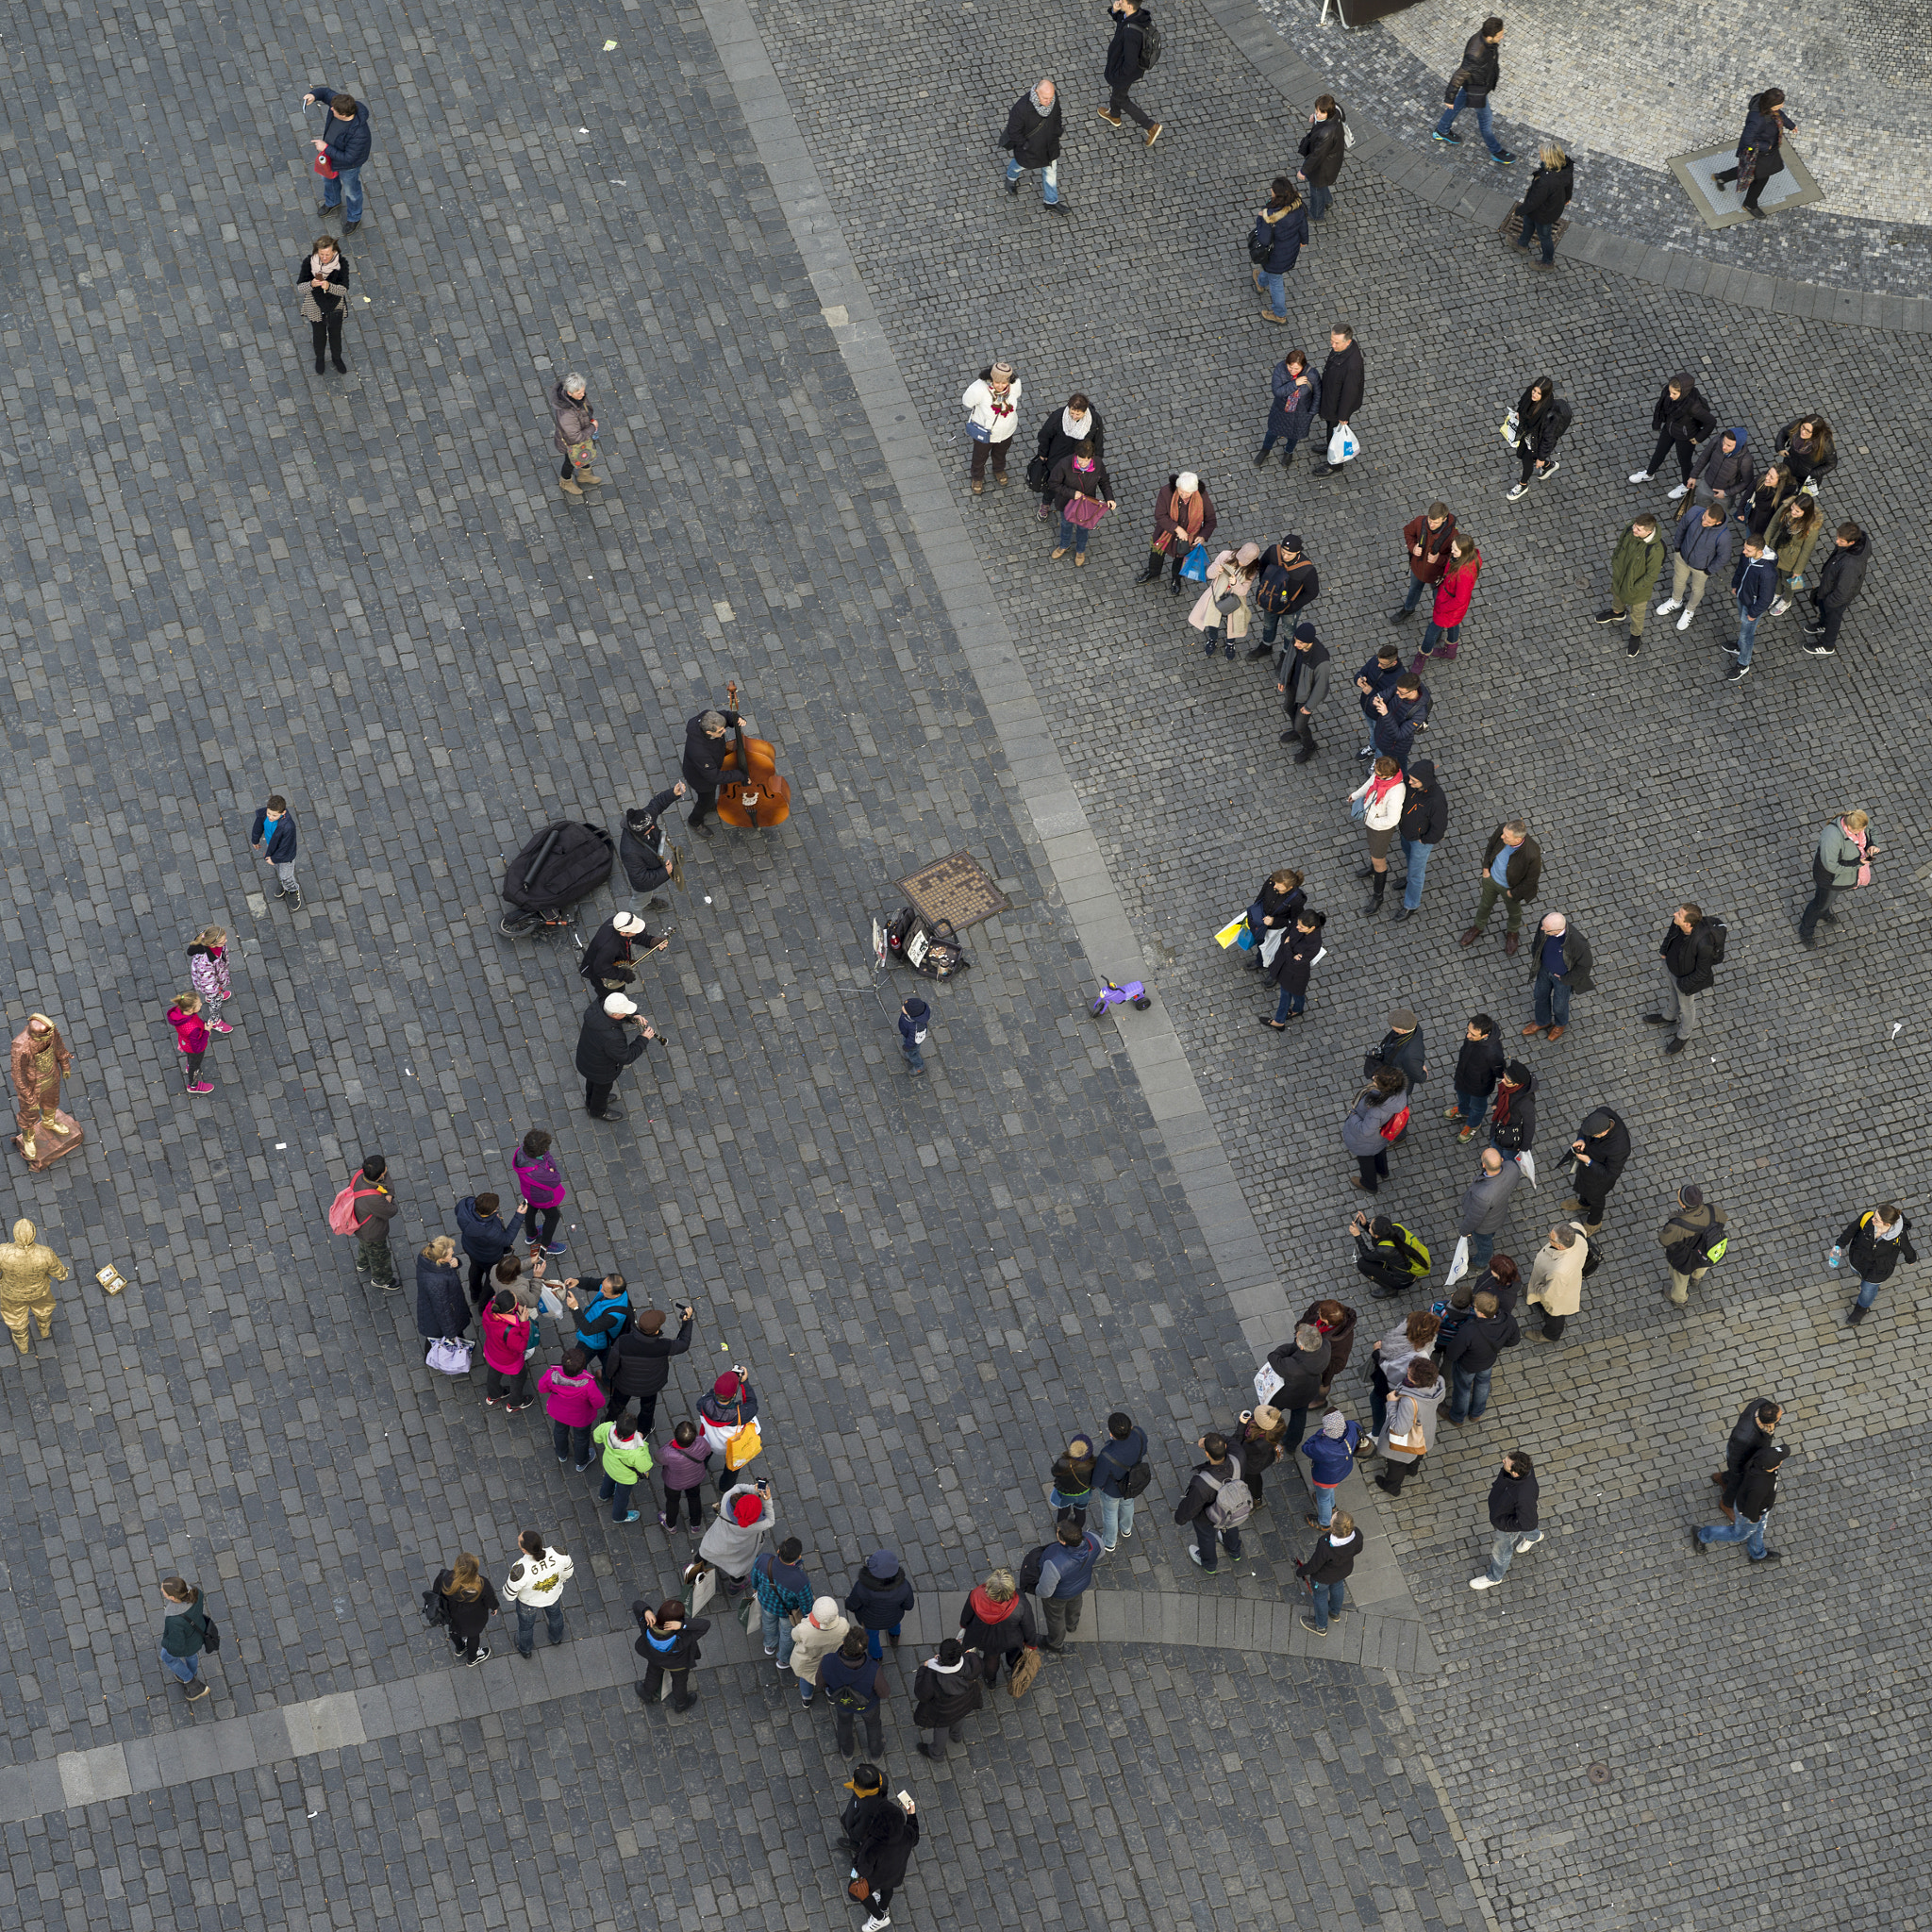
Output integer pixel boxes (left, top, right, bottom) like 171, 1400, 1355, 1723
593, 1416, 655, 1524
1595, 513, 1664, 658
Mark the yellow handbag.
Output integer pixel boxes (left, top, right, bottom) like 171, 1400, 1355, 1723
724, 1415, 763, 1471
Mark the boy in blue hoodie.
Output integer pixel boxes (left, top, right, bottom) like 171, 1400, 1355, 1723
250, 794, 300, 908
898, 998, 928, 1076
1299, 1410, 1361, 1527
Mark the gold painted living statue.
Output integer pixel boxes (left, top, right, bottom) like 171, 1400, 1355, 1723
10, 1014, 85, 1172
0, 1219, 67, 1354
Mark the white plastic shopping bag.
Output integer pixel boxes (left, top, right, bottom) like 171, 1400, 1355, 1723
1515, 1150, 1538, 1187
1327, 423, 1360, 465
1443, 1237, 1471, 1288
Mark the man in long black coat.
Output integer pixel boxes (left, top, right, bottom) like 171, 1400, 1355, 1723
681, 705, 741, 836
575, 992, 654, 1122
1311, 325, 1365, 477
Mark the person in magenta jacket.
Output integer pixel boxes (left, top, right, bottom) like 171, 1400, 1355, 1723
539, 1344, 605, 1469
165, 993, 214, 1095
482, 1291, 533, 1410
1416, 535, 1480, 666
511, 1128, 568, 1259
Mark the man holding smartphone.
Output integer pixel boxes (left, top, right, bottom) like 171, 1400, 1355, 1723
602, 1300, 696, 1435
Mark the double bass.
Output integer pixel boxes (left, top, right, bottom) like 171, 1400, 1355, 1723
716, 678, 792, 830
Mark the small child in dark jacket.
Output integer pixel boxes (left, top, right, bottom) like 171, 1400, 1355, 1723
1448, 1013, 1504, 1140
658, 1420, 713, 1534
250, 793, 300, 908
1050, 1434, 1098, 1527
167, 993, 214, 1094
1260, 910, 1326, 1028
898, 998, 929, 1075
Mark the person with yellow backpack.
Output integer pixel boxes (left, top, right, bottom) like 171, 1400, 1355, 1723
1834, 1205, 1917, 1326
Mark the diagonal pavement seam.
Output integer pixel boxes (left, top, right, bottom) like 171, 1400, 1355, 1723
688, 0, 1437, 1667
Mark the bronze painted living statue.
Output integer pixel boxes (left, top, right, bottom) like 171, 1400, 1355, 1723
10, 1014, 84, 1172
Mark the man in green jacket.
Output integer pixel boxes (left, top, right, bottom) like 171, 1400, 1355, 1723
1595, 514, 1664, 657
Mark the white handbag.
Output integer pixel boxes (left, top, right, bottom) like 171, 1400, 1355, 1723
425, 1336, 472, 1376
685, 1561, 718, 1613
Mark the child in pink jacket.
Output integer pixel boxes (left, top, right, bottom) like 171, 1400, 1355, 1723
658, 1419, 714, 1536
540, 1345, 605, 1470
481, 1291, 533, 1410
166, 993, 214, 1095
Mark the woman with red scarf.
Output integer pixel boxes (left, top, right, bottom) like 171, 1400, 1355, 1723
956, 1568, 1038, 1686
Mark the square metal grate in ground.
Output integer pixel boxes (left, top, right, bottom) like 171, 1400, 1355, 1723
1668, 141, 1825, 230
893, 851, 1012, 931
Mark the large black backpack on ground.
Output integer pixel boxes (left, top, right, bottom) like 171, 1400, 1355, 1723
503, 821, 614, 913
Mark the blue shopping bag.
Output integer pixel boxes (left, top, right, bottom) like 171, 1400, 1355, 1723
1180, 543, 1211, 582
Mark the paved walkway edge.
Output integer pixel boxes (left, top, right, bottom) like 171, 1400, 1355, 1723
1201, 0, 1932, 333
691, 0, 1436, 1676
9, 1588, 1428, 1824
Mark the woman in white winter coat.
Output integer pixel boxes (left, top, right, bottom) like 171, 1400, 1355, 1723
961, 361, 1022, 494
1188, 541, 1262, 658
1346, 755, 1407, 902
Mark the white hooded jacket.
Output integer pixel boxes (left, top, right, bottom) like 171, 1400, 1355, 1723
503, 1545, 575, 1607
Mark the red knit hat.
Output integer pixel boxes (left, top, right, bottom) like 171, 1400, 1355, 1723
713, 1371, 742, 1401
732, 1493, 762, 1526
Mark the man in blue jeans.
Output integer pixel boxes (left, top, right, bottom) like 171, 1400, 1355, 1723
1694, 1441, 1786, 1562
1524, 910, 1592, 1042
1441, 1288, 1520, 1424
1391, 758, 1446, 922
1429, 17, 1514, 162
1299, 1511, 1362, 1635
1091, 1410, 1148, 1551
306, 85, 373, 228
1469, 1452, 1541, 1589
1433, 18, 1514, 164
1725, 535, 1777, 683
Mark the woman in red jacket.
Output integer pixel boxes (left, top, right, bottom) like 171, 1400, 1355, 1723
482, 1290, 534, 1411
1416, 535, 1480, 666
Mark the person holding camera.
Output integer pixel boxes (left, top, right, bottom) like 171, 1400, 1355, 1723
602, 1300, 695, 1436
697, 1476, 776, 1593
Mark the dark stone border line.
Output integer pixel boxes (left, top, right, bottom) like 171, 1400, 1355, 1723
1206, 0, 1932, 332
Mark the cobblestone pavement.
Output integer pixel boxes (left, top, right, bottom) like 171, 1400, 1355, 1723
0, 0, 1924, 1924
0, 0, 1474, 1929
740, 0, 1931, 1924
1258, 0, 1932, 294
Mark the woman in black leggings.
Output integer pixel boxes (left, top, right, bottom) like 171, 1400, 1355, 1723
296, 235, 348, 374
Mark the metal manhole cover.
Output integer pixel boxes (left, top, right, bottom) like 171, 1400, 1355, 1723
894, 851, 1011, 934
1587, 1764, 1611, 1785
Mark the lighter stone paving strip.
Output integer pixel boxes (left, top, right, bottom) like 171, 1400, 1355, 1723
689, 0, 1435, 1648
15, 1592, 1424, 1824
